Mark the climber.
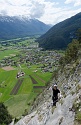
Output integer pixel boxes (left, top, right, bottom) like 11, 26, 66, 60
52, 84, 60, 106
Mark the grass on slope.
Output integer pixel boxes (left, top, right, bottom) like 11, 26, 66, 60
4, 93, 37, 118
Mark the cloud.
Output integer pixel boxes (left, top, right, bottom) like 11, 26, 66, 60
39, 1, 62, 24
0, 0, 59, 22
65, 0, 81, 6
0, 10, 8, 16
30, 1, 45, 18
0, 0, 46, 19
65, 0, 75, 4
40, 7, 81, 24
0, 0, 81, 25
0, 0, 32, 16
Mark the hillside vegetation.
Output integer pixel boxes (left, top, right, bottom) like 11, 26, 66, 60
37, 12, 81, 50
0, 102, 12, 125
59, 28, 81, 66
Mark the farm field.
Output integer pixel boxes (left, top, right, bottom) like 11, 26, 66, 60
0, 49, 19, 60
0, 65, 52, 117
0, 37, 61, 118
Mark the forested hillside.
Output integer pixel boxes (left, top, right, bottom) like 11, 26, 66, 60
37, 12, 81, 50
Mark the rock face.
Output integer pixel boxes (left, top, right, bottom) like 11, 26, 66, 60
11, 59, 81, 125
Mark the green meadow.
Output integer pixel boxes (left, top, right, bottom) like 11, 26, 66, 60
0, 38, 53, 118
0, 49, 19, 60
0, 64, 52, 117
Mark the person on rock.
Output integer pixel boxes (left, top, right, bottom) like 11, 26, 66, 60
52, 84, 60, 106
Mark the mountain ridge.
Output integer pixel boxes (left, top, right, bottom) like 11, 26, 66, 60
0, 15, 51, 40
37, 12, 81, 50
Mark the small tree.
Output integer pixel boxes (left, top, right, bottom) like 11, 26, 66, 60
65, 39, 79, 63
0, 102, 12, 125
59, 39, 79, 65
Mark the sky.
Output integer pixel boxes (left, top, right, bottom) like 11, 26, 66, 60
0, 0, 81, 25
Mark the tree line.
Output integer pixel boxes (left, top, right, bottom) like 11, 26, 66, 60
59, 28, 81, 66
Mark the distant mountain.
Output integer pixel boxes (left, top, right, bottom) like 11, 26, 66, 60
0, 16, 51, 40
37, 12, 81, 50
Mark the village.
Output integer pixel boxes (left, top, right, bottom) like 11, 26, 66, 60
0, 47, 61, 74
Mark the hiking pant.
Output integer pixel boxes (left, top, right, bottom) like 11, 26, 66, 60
52, 96, 58, 106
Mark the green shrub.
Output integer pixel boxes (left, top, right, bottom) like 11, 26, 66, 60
0, 102, 12, 125
75, 111, 81, 123
73, 98, 81, 123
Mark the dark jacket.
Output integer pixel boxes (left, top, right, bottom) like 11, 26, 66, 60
52, 88, 60, 98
